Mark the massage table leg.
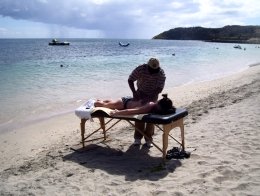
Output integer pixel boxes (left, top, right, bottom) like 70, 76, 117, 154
180, 119, 185, 151
81, 119, 87, 147
99, 117, 106, 140
162, 118, 185, 160
80, 117, 186, 162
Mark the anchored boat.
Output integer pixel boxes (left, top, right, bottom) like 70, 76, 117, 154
119, 42, 130, 47
49, 39, 70, 46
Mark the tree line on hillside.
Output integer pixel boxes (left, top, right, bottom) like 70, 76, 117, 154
153, 25, 260, 44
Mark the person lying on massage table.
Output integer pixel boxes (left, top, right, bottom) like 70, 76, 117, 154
94, 94, 176, 117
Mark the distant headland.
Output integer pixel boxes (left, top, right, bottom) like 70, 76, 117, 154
153, 25, 260, 44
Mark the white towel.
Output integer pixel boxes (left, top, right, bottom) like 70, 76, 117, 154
75, 99, 95, 121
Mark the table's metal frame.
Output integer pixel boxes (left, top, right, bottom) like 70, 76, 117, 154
80, 116, 185, 161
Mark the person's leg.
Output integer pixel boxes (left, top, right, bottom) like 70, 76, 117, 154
133, 121, 145, 145
145, 123, 155, 141
95, 99, 124, 109
102, 100, 111, 103
144, 123, 154, 147
94, 99, 111, 107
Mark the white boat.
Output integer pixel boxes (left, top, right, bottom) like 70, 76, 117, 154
119, 42, 130, 47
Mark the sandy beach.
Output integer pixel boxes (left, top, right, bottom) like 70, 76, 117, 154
0, 65, 259, 195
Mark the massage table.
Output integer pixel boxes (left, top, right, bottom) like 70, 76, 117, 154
75, 106, 188, 161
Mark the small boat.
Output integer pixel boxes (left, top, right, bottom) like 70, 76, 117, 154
233, 45, 242, 49
119, 42, 130, 47
49, 39, 70, 46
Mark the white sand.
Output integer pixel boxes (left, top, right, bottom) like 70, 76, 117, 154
0, 65, 260, 195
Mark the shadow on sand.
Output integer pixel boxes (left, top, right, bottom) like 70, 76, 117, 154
63, 143, 182, 181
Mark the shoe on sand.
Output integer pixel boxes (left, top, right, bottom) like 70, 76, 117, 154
133, 139, 141, 146
144, 141, 153, 148
166, 147, 191, 159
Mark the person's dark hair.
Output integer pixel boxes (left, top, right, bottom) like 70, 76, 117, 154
156, 94, 176, 114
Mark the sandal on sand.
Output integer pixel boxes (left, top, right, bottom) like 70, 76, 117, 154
166, 147, 191, 160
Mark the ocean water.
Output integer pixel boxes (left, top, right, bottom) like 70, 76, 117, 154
0, 38, 260, 132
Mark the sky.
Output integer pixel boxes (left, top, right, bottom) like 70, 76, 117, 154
0, 0, 259, 39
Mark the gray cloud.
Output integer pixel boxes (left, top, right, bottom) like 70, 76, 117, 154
0, 0, 200, 37
0, 0, 259, 38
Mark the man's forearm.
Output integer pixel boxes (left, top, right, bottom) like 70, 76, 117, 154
128, 79, 136, 93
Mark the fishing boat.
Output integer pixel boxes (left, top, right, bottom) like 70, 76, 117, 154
49, 39, 70, 46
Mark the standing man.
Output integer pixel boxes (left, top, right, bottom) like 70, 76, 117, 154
128, 58, 166, 147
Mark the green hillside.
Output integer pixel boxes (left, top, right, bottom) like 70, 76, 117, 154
153, 25, 260, 44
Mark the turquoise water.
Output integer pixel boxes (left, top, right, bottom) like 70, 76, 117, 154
0, 38, 260, 132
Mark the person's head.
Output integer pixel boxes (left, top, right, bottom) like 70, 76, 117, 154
147, 58, 160, 74
154, 94, 176, 114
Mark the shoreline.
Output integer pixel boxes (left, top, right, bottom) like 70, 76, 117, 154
1, 37, 260, 132
1, 63, 259, 135
0, 65, 259, 195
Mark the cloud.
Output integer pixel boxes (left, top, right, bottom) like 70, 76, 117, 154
0, 0, 145, 37
0, 0, 259, 38
169, 0, 260, 28
0, 27, 8, 35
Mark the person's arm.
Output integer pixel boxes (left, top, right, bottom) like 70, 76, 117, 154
154, 70, 166, 96
147, 87, 164, 102
128, 65, 143, 100
128, 79, 139, 99
110, 102, 155, 116
155, 87, 164, 95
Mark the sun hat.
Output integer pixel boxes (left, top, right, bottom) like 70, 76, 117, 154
147, 58, 160, 69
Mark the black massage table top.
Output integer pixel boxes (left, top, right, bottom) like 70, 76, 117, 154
91, 108, 188, 125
